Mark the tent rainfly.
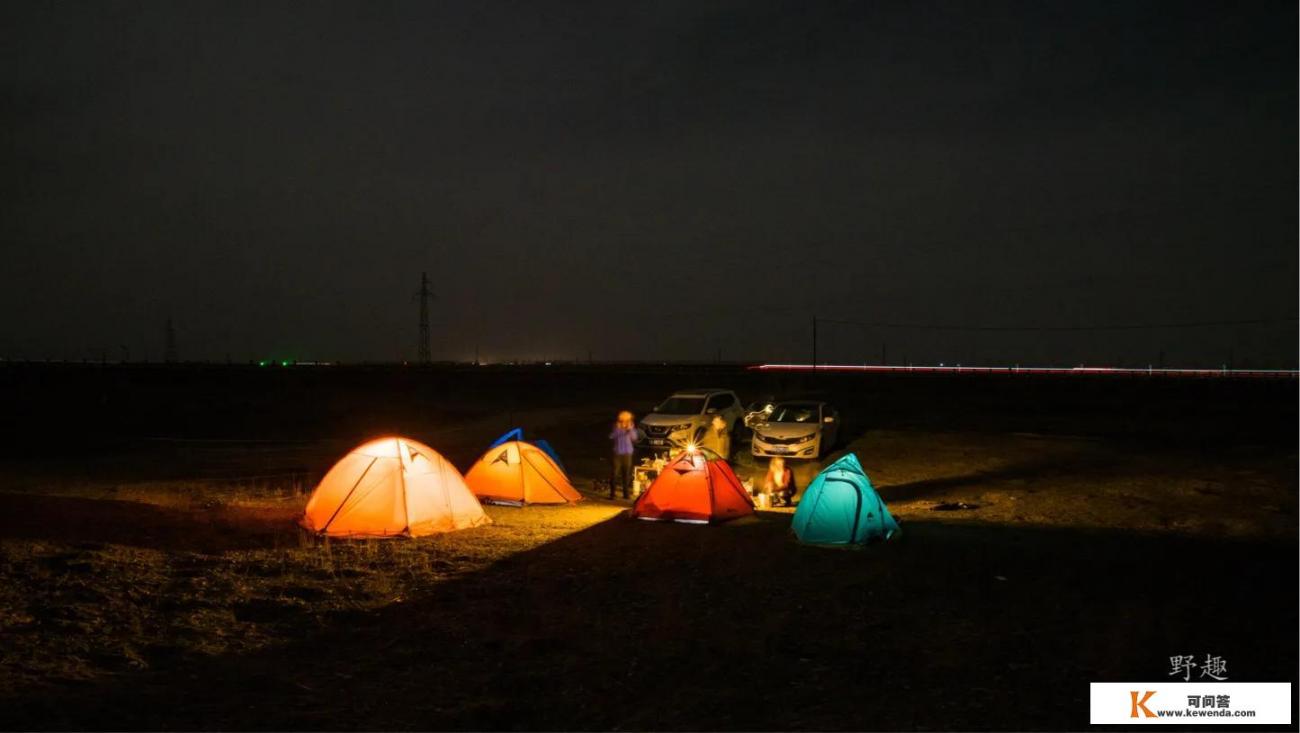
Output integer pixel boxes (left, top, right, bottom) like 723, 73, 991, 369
464, 439, 582, 505
301, 437, 490, 537
488, 427, 566, 469
791, 453, 899, 545
630, 449, 754, 524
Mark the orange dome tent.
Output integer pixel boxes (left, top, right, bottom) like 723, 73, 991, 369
464, 440, 581, 505
630, 449, 754, 524
302, 437, 490, 537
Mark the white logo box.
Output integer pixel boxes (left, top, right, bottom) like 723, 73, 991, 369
1090, 682, 1292, 725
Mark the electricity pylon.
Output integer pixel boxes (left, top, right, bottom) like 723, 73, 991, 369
416, 272, 432, 364
164, 317, 177, 363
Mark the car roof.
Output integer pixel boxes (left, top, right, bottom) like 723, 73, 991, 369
670, 388, 733, 397
773, 400, 825, 408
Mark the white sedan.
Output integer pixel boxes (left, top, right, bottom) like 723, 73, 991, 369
750, 401, 841, 459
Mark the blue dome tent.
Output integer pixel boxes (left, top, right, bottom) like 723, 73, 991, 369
488, 428, 565, 470
792, 453, 899, 545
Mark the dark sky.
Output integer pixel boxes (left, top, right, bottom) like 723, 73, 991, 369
2, 1, 1295, 366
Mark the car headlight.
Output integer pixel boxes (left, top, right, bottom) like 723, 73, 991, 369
796, 433, 817, 444
671, 423, 694, 432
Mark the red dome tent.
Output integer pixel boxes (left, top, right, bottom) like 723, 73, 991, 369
630, 449, 755, 524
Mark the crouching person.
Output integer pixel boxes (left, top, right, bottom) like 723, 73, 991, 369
608, 410, 643, 500
762, 456, 797, 507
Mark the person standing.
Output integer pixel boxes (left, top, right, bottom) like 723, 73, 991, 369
608, 410, 643, 500
698, 414, 732, 459
762, 456, 797, 507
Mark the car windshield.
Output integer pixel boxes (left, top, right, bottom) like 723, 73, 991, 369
655, 397, 705, 414
770, 404, 818, 423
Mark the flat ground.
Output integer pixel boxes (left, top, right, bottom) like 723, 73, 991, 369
0, 365, 1295, 730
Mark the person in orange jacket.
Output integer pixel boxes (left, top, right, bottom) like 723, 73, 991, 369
762, 456, 797, 507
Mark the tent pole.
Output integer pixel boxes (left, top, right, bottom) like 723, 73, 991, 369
319, 456, 379, 534
517, 443, 528, 503
811, 315, 817, 370
398, 440, 412, 535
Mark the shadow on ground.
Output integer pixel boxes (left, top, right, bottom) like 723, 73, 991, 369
874, 453, 1113, 503
6, 508, 1296, 731
0, 493, 298, 553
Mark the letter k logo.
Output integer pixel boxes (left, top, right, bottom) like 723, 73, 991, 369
1130, 690, 1157, 718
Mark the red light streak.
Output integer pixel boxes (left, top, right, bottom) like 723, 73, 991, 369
747, 364, 1298, 379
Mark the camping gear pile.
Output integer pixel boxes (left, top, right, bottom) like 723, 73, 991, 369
632, 455, 668, 498
301, 428, 898, 547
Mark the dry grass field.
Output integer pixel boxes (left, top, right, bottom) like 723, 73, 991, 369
0, 365, 1295, 729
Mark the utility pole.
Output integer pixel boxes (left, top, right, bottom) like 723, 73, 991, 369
416, 272, 432, 365
811, 316, 818, 370
164, 317, 177, 363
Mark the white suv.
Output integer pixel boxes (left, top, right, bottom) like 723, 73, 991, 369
638, 389, 745, 455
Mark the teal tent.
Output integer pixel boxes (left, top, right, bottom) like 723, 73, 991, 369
792, 453, 899, 545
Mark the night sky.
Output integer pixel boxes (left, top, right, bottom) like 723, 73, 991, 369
2, 1, 1295, 366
